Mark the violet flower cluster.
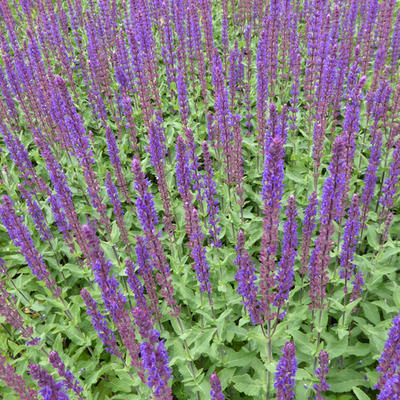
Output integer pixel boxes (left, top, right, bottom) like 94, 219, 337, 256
234, 230, 260, 325
314, 350, 330, 400
210, 373, 225, 400
377, 312, 400, 393
274, 342, 297, 400
29, 363, 69, 400
0, 356, 38, 400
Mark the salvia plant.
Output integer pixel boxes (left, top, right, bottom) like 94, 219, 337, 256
0, 0, 399, 399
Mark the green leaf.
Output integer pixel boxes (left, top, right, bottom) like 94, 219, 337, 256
329, 370, 367, 392
361, 303, 380, 325
192, 328, 216, 358
224, 348, 258, 368
352, 387, 371, 400
232, 374, 263, 396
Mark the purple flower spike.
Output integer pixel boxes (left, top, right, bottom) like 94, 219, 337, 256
340, 194, 361, 291
18, 184, 52, 241
48, 351, 83, 395
378, 372, 400, 400
0, 356, 38, 400
314, 350, 330, 400
376, 312, 400, 391
274, 196, 298, 313
132, 307, 172, 399
309, 137, 345, 310
274, 342, 297, 400
299, 192, 318, 276
210, 373, 225, 400
187, 208, 212, 294
132, 158, 158, 233
234, 230, 260, 325
80, 289, 121, 358
260, 135, 285, 320
29, 363, 69, 400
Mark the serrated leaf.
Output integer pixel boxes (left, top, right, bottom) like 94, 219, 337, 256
232, 374, 263, 396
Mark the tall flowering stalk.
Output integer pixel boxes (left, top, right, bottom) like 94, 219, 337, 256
134, 237, 161, 320
299, 192, 318, 277
274, 342, 297, 400
339, 194, 361, 295
234, 230, 260, 325
29, 363, 69, 400
380, 137, 400, 219
48, 351, 84, 397
35, 133, 89, 258
187, 208, 212, 294
309, 137, 345, 310
314, 350, 330, 400
202, 141, 221, 248
0, 355, 38, 400
0, 124, 46, 191
132, 158, 179, 316
132, 307, 173, 399
105, 171, 129, 246
256, 28, 269, 152
0, 281, 33, 339
82, 224, 143, 378
0, 195, 61, 298
80, 289, 122, 358
105, 126, 131, 203
377, 312, 400, 391
361, 129, 382, 228
274, 195, 298, 314
18, 184, 52, 241
260, 135, 285, 321
147, 119, 174, 236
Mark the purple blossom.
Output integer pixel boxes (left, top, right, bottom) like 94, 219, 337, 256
0, 281, 33, 338
126, 259, 148, 310
18, 184, 52, 241
309, 137, 345, 310
339, 194, 361, 292
48, 351, 83, 395
105, 127, 131, 202
260, 135, 285, 320
135, 236, 160, 319
350, 271, 365, 303
210, 373, 225, 400
132, 307, 172, 399
314, 350, 330, 400
202, 141, 221, 248
234, 230, 260, 325
274, 342, 297, 400
299, 192, 318, 276
132, 159, 178, 316
187, 208, 212, 294
361, 129, 382, 225
376, 312, 400, 390
82, 224, 125, 319
105, 171, 129, 246
391, 13, 400, 71
0, 195, 60, 297
80, 289, 121, 358
380, 137, 400, 215
29, 363, 69, 400
175, 135, 192, 204
274, 196, 298, 311
378, 372, 400, 400
132, 158, 159, 233
0, 356, 38, 400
